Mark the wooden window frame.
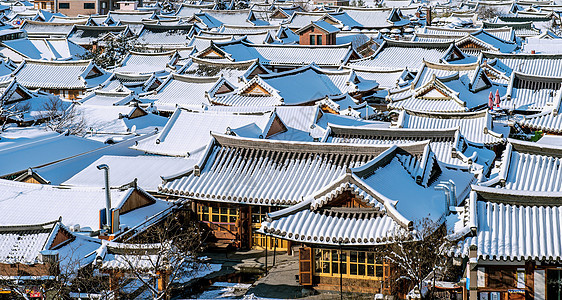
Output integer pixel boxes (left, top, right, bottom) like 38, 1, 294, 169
314, 249, 384, 280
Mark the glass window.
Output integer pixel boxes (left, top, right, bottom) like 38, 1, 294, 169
310, 35, 315, 45
313, 249, 384, 279
317, 35, 322, 45
83, 2, 95, 8
58, 2, 69, 8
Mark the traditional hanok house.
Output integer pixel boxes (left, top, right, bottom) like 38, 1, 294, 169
0, 77, 61, 126
348, 40, 473, 72
296, 20, 340, 46
519, 103, 562, 135
0, 220, 102, 298
158, 134, 425, 250
335, 7, 410, 30
188, 35, 232, 53
210, 63, 378, 107
97, 72, 162, 95
482, 52, 562, 78
67, 25, 134, 50
107, 11, 156, 24
0, 179, 176, 240
14, 167, 51, 184
282, 12, 339, 31
199, 9, 269, 26
11, 59, 109, 100
392, 109, 506, 150
185, 12, 225, 30
322, 124, 496, 173
0, 37, 88, 62
139, 74, 221, 114
133, 105, 383, 158
174, 2, 214, 18
136, 23, 198, 49
500, 72, 562, 114
113, 51, 180, 75
178, 57, 270, 86
199, 28, 273, 45
268, 5, 303, 21
74, 104, 168, 143
447, 139, 562, 300
79, 90, 136, 106
19, 20, 86, 38
258, 141, 475, 291
483, 21, 541, 39
413, 30, 518, 56
195, 37, 358, 71
386, 61, 507, 113
417, 27, 517, 44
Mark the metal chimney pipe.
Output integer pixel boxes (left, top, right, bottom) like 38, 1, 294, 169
97, 164, 111, 228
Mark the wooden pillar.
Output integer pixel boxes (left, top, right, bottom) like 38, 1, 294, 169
468, 245, 478, 300
287, 240, 293, 256
109, 270, 122, 298
157, 270, 170, 300
526, 261, 535, 300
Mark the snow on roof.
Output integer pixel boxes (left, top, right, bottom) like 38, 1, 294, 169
12, 59, 107, 90
486, 139, 562, 193
212, 38, 355, 67
21, 20, 83, 36
450, 200, 562, 261
337, 7, 409, 29
80, 91, 135, 106
199, 9, 254, 26
395, 109, 504, 146
32, 134, 146, 185
0, 133, 105, 177
324, 125, 488, 169
0, 180, 150, 230
68, 25, 130, 45
159, 133, 430, 206
63, 155, 197, 191
260, 143, 475, 245
503, 72, 562, 112
108, 11, 155, 23
349, 40, 464, 71
115, 51, 177, 75
1, 38, 88, 61
0, 221, 56, 264
133, 107, 276, 157
75, 104, 168, 136
137, 24, 195, 46
419, 26, 515, 43
143, 74, 218, 112
483, 52, 562, 77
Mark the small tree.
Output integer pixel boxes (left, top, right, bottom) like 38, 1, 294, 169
40, 97, 86, 135
477, 6, 499, 21
81, 35, 138, 69
383, 218, 451, 298
0, 101, 29, 131
102, 208, 206, 300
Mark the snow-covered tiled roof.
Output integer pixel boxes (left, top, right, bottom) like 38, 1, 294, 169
450, 200, 562, 261
1, 38, 88, 62
348, 40, 466, 71
137, 24, 195, 46
503, 72, 562, 112
485, 139, 562, 193
0, 180, 171, 230
12, 59, 106, 89
160, 134, 430, 205
142, 74, 219, 112
21, 20, 84, 37
210, 38, 355, 67
133, 107, 277, 157
115, 51, 178, 75
395, 109, 504, 146
68, 25, 131, 45
483, 52, 562, 77
0, 221, 55, 264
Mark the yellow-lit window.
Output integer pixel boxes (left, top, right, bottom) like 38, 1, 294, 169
197, 203, 238, 225
314, 249, 384, 279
